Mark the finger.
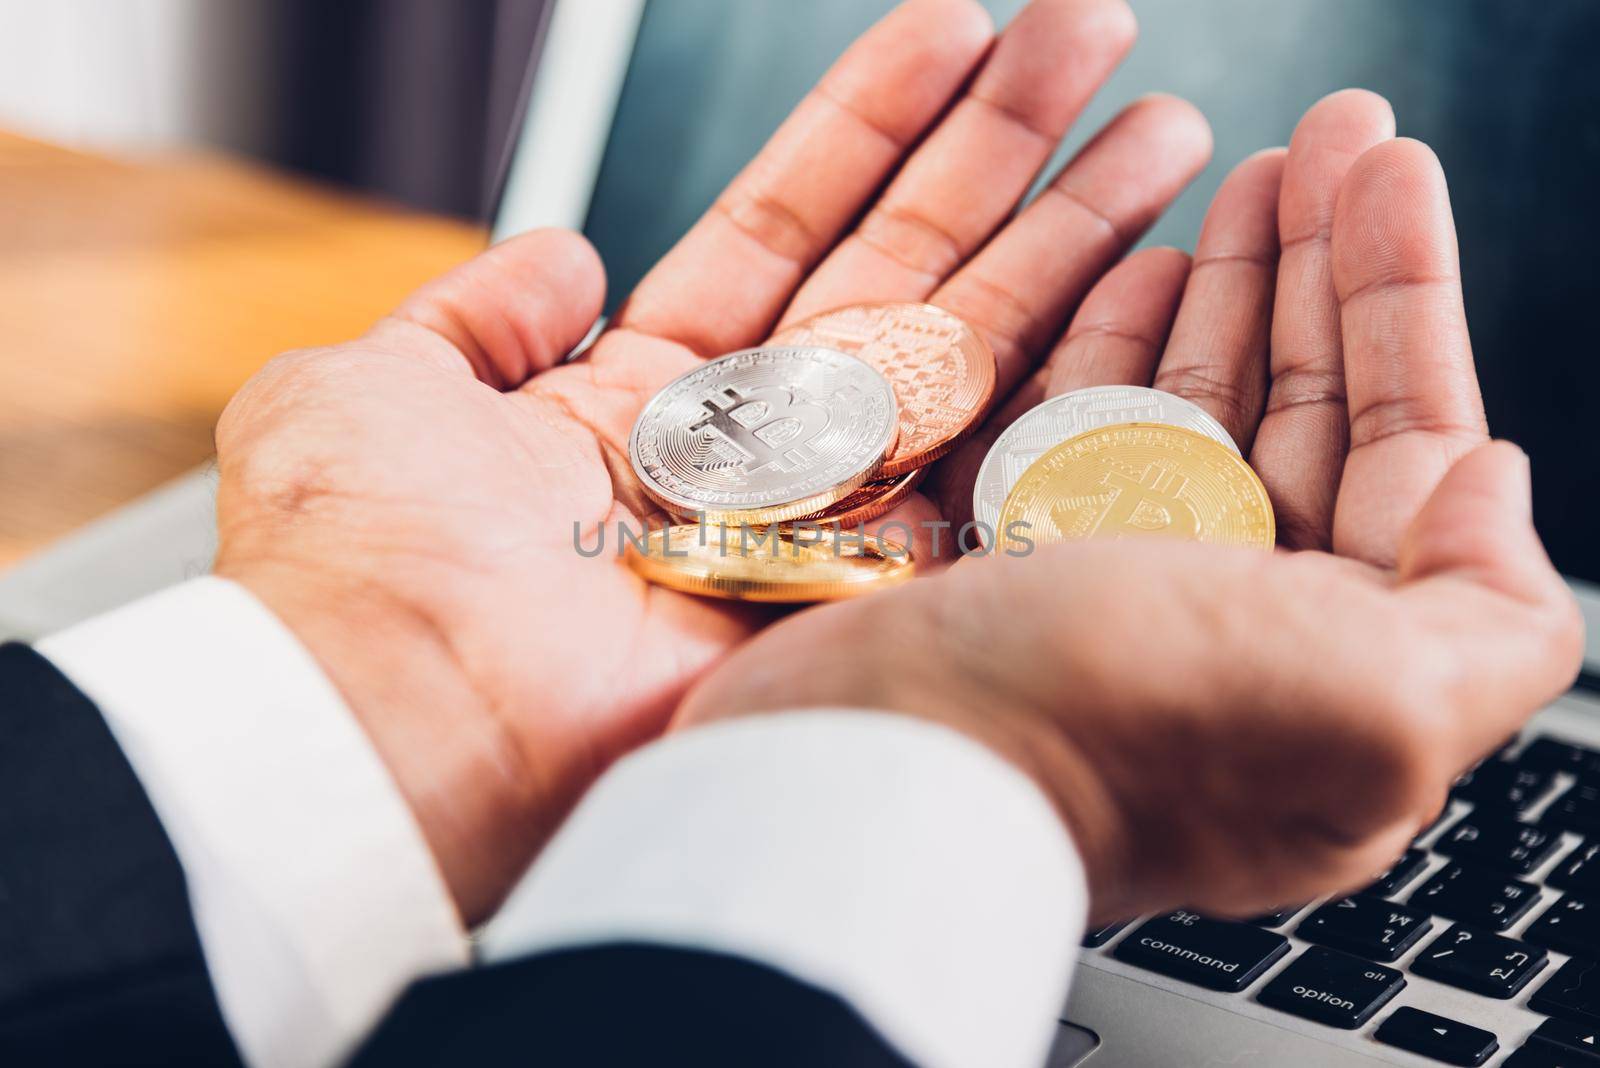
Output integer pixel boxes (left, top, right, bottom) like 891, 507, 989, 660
613, 0, 994, 356
1330, 138, 1488, 566
931, 94, 1212, 397
1398, 441, 1584, 766
374, 228, 606, 388
781, 0, 1138, 321
1035, 246, 1191, 401
1152, 148, 1286, 452
1251, 90, 1395, 550
930, 247, 1190, 523
1400, 442, 1554, 598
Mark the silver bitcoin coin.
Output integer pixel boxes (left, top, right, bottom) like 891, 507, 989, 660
972, 385, 1239, 540
629, 345, 899, 523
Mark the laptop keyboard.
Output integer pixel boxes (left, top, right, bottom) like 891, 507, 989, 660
1081, 730, 1600, 1066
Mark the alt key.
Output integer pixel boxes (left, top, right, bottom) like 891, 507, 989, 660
1256, 946, 1403, 1029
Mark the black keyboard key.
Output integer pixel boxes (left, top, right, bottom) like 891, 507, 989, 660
1455, 761, 1555, 813
1410, 863, 1540, 931
1436, 817, 1562, 875
1521, 738, 1600, 777
1081, 920, 1128, 948
1532, 958, 1600, 1028
1297, 896, 1431, 962
1374, 1007, 1498, 1066
1255, 946, 1403, 1029
1504, 1043, 1600, 1067
1552, 843, 1600, 897
1530, 1017, 1600, 1062
1416, 807, 1451, 845
1409, 924, 1548, 998
1527, 896, 1600, 959
1546, 784, 1600, 836
1113, 910, 1289, 992
1248, 906, 1304, 928
1367, 849, 1430, 897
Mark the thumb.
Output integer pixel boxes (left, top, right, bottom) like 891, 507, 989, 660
1397, 439, 1584, 769
1396, 439, 1557, 603
375, 227, 607, 389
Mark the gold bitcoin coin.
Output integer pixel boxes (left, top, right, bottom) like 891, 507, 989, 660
997, 423, 1274, 549
622, 524, 914, 603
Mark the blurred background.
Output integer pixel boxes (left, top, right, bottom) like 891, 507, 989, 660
0, 0, 1596, 584
0, 0, 543, 217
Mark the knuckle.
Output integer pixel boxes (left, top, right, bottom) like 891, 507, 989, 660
935, 274, 1036, 353
713, 186, 817, 265
855, 205, 965, 279
1043, 182, 1125, 243
1347, 392, 1485, 450
1265, 363, 1346, 416
1154, 365, 1254, 432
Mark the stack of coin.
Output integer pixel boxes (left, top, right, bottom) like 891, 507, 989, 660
621, 304, 1276, 602
624, 302, 997, 602
976, 385, 1274, 551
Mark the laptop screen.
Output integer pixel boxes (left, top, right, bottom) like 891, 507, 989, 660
577, 0, 1600, 584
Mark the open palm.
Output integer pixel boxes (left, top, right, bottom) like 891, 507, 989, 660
212, 0, 1501, 922
673, 87, 1584, 922
214, 0, 1213, 919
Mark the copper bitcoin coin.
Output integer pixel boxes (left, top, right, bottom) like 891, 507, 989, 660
771, 302, 994, 477
795, 469, 926, 527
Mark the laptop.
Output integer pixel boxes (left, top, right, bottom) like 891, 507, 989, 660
5, 1, 1600, 1064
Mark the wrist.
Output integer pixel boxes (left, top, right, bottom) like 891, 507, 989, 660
674, 588, 1133, 911
865, 684, 1136, 915
215, 557, 541, 924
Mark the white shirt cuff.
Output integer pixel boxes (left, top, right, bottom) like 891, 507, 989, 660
38, 577, 468, 1068
480, 711, 1086, 1068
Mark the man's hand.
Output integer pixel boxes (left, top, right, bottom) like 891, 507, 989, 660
210, 0, 1209, 922
677, 110, 1587, 919
680, 446, 1581, 920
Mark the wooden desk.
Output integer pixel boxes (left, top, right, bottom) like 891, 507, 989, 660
0, 132, 487, 565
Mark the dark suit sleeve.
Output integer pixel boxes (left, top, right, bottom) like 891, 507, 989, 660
350, 943, 915, 1068
0, 643, 242, 1066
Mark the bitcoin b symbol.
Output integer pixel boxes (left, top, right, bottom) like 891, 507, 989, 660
690, 386, 832, 473
1094, 463, 1200, 539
